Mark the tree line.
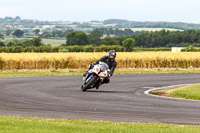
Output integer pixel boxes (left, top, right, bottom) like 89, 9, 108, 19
1, 28, 135, 38
0, 45, 171, 53
0, 45, 125, 53
65, 29, 200, 48
2, 29, 200, 49
104, 19, 200, 30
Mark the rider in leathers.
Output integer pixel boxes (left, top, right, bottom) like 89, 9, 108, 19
83, 50, 117, 89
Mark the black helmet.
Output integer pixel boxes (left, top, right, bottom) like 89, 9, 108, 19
108, 50, 116, 60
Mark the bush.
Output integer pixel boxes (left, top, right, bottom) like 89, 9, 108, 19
98, 45, 111, 52
52, 47, 60, 52
111, 45, 124, 52
133, 47, 171, 52
24, 47, 37, 52
185, 45, 196, 52
67, 45, 84, 52
36, 46, 51, 52
0, 47, 9, 53
0, 45, 171, 53
83, 45, 94, 52
12, 46, 23, 53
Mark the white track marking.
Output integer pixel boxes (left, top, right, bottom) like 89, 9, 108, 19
143, 87, 154, 89
144, 83, 200, 102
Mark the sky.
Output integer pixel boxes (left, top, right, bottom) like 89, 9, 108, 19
0, 0, 200, 23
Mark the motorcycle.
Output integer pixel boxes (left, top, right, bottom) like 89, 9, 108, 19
81, 62, 110, 92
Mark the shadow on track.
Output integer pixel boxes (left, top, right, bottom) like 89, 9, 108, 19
84, 90, 124, 93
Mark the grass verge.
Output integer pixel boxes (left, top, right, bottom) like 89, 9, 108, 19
0, 116, 200, 133
0, 71, 83, 77
152, 84, 200, 100
0, 68, 200, 77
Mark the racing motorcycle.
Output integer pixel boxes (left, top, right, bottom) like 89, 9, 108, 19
81, 62, 110, 92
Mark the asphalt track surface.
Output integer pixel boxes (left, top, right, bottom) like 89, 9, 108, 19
0, 73, 200, 125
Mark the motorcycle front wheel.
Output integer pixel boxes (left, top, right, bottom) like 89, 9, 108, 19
81, 76, 96, 92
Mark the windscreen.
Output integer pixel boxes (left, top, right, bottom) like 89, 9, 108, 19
100, 62, 109, 72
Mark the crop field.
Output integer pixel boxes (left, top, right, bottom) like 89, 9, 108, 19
123, 28, 182, 32
1, 52, 200, 70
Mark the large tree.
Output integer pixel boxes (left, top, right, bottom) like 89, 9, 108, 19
12, 29, 24, 37
101, 36, 119, 45
52, 30, 64, 37
89, 30, 103, 46
66, 31, 89, 46
33, 29, 40, 35
31, 37, 43, 47
122, 38, 136, 52
40, 32, 52, 38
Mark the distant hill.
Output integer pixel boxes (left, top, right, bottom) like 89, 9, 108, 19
1, 17, 200, 33
103, 19, 200, 30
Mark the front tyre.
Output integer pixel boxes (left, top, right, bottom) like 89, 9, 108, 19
81, 77, 96, 92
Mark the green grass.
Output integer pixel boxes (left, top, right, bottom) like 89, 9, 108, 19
42, 38, 66, 46
0, 71, 83, 77
1, 69, 200, 77
152, 84, 200, 100
3, 37, 66, 46
0, 116, 200, 133
169, 84, 200, 100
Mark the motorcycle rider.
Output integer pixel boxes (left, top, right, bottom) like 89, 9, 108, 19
83, 50, 117, 89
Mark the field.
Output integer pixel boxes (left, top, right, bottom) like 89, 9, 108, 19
1, 52, 200, 71
42, 38, 66, 46
3, 37, 66, 46
120, 28, 182, 32
130, 28, 182, 32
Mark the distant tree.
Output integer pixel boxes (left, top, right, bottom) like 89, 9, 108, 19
114, 29, 124, 36
122, 38, 136, 52
66, 31, 89, 46
0, 41, 5, 47
15, 16, 21, 20
52, 30, 64, 37
40, 32, 52, 38
5, 29, 12, 36
115, 35, 127, 46
33, 29, 40, 35
0, 33, 4, 40
31, 37, 43, 47
64, 30, 74, 37
20, 40, 33, 47
106, 28, 114, 35
89, 30, 103, 46
12, 29, 24, 37
124, 29, 134, 36
6, 41, 15, 47
101, 36, 119, 45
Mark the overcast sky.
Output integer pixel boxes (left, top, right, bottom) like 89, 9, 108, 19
0, 0, 200, 23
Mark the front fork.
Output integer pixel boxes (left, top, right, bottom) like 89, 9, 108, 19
83, 73, 100, 87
